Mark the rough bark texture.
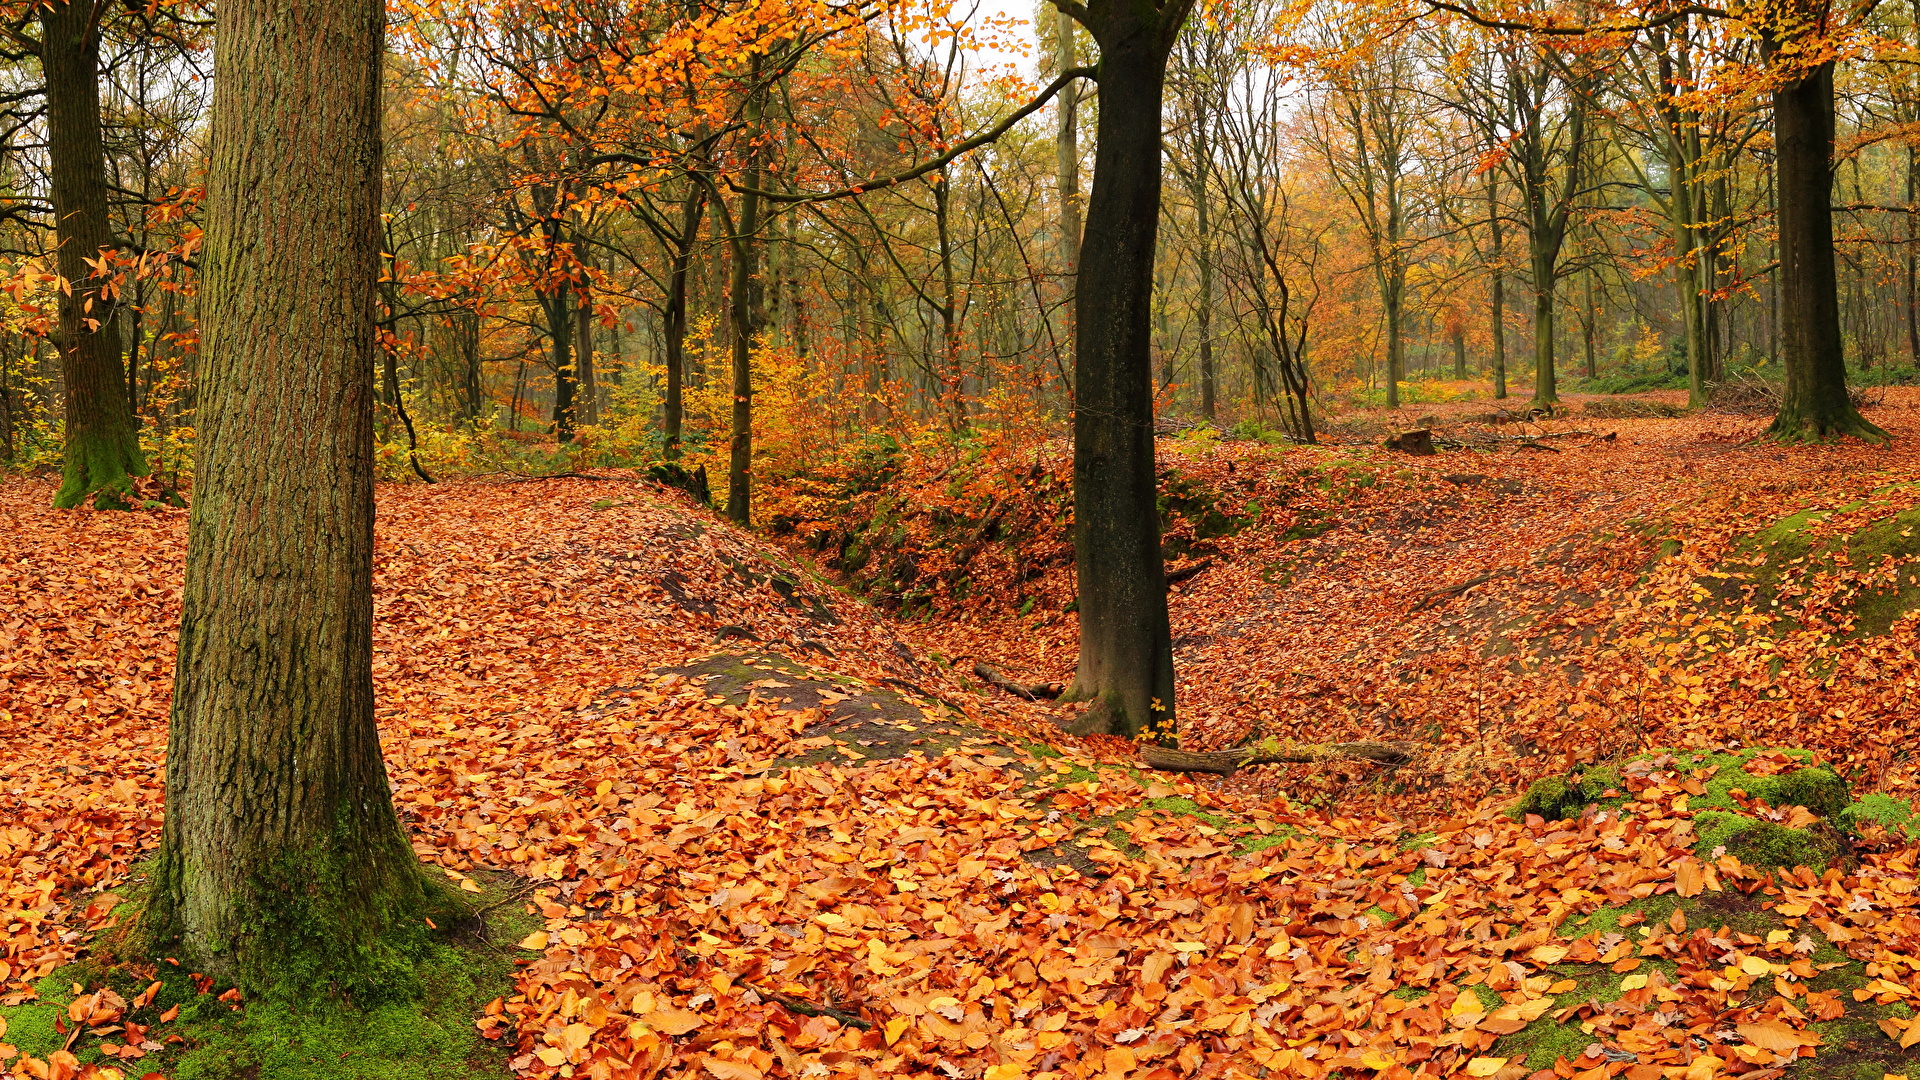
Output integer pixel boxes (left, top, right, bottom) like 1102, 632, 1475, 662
147, 0, 439, 1000
1766, 59, 1887, 443
41, 1, 148, 510
1063, 12, 1186, 740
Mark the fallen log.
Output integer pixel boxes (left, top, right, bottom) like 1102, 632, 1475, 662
1142, 739, 1417, 775
973, 662, 1065, 701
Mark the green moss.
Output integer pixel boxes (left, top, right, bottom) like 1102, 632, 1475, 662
1142, 796, 1230, 830
4, 874, 533, 1080
1509, 776, 1593, 823
1708, 492, 1920, 637
53, 420, 150, 511
1509, 747, 1847, 829
1693, 809, 1842, 870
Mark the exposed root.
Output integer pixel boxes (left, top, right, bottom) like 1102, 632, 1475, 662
974, 662, 1065, 701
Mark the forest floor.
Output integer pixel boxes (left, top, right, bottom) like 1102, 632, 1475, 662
7, 389, 1920, 1080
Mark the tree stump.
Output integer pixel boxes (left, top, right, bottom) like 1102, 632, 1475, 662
1383, 429, 1436, 456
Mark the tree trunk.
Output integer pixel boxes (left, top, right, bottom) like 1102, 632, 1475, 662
1766, 59, 1885, 441
1532, 277, 1557, 405
663, 186, 704, 458
545, 290, 575, 442
1909, 140, 1918, 367
574, 289, 598, 427
1195, 152, 1215, 420
1488, 172, 1508, 399
1056, 8, 1082, 282
147, 0, 440, 998
1064, 31, 1177, 739
41, 1, 148, 509
726, 62, 764, 525
1452, 325, 1467, 379
1383, 270, 1404, 408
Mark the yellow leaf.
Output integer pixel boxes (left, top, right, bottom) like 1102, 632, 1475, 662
884, 1017, 911, 1046
1360, 1050, 1398, 1070
535, 1047, 567, 1067
1466, 1057, 1509, 1077
1451, 993, 1486, 1018
517, 931, 549, 951
1776, 902, 1810, 917
1103, 1046, 1137, 1075
459, 877, 482, 893
1620, 974, 1649, 991
1740, 956, 1773, 977
984, 1066, 1027, 1080
1526, 945, 1569, 965
558, 928, 588, 947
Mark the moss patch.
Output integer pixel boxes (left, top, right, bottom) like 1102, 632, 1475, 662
0, 872, 534, 1080
1705, 493, 1920, 637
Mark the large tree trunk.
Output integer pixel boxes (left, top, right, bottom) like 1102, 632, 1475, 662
1064, 31, 1176, 739
41, 1, 148, 509
147, 0, 439, 998
1766, 58, 1885, 441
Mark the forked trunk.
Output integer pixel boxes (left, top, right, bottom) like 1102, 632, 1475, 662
149, 0, 439, 998
41, 1, 147, 509
1064, 34, 1175, 739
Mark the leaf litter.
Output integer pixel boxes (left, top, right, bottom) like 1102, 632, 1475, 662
7, 395, 1920, 1077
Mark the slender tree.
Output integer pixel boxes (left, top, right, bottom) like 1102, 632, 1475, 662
146, 0, 443, 995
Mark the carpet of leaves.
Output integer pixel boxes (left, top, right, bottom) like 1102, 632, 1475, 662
881, 391, 1920, 816
3, 406, 1920, 1080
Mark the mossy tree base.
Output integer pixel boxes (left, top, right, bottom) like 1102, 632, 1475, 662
52, 425, 150, 510
1764, 401, 1891, 445
10, 871, 535, 1080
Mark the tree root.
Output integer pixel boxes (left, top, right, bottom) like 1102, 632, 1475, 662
973, 662, 1064, 701
1409, 567, 1516, 612
1141, 739, 1417, 775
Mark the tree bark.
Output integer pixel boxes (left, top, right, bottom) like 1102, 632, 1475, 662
574, 287, 598, 427
1766, 58, 1886, 441
41, 1, 149, 510
1063, 20, 1182, 740
663, 185, 705, 459
1056, 8, 1082, 286
147, 0, 440, 999
1488, 172, 1508, 399
726, 66, 765, 525
544, 288, 575, 442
